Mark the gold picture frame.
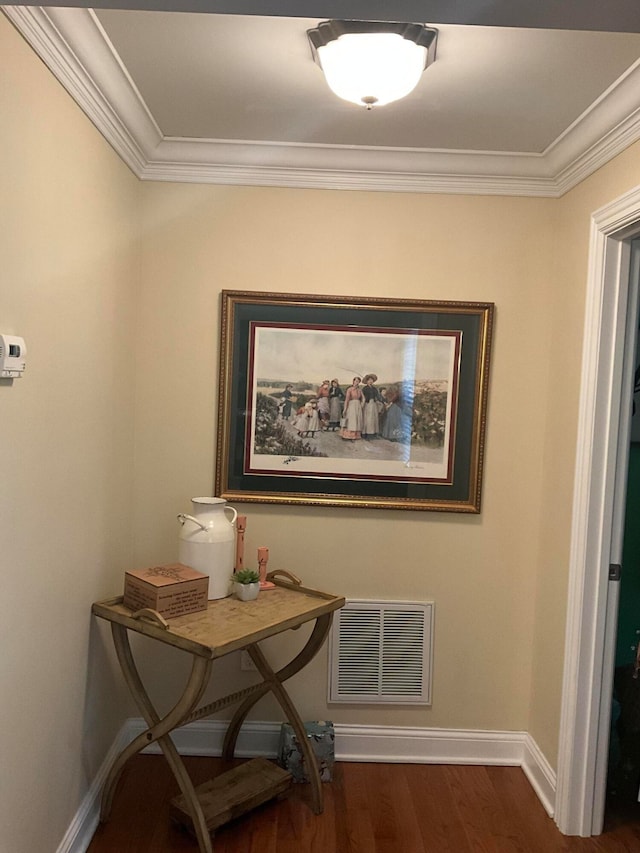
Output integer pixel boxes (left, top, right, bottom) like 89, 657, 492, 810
215, 290, 494, 512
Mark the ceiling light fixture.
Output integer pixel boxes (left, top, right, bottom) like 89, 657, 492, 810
307, 20, 437, 109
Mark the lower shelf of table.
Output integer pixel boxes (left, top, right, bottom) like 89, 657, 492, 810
170, 758, 293, 835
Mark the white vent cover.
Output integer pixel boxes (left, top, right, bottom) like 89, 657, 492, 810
328, 600, 433, 704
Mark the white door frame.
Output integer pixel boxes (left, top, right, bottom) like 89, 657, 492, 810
556, 184, 640, 836
590, 239, 640, 834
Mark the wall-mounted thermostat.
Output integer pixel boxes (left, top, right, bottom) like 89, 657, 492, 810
0, 334, 27, 378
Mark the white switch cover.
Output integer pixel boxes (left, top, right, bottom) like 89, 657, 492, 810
0, 334, 27, 378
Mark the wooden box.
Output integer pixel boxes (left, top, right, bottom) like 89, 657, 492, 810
123, 563, 208, 618
170, 758, 292, 834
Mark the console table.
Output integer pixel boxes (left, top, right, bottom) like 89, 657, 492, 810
92, 571, 344, 853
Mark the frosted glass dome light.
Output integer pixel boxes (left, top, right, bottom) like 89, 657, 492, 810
308, 21, 437, 109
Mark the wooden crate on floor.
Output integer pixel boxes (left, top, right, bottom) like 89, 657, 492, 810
170, 757, 292, 835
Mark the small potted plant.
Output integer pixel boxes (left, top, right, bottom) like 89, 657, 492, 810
232, 568, 260, 601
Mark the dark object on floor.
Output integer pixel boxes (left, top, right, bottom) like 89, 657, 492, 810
610, 664, 640, 800
277, 720, 335, 783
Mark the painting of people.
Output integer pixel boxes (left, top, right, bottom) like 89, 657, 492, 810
216, 290, 493, 512
247, 323, 459, 483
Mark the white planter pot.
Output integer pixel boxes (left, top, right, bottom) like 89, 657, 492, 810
234, 582, 260, 601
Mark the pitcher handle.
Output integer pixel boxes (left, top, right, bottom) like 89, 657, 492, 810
224, 506, 238, 526
177, 513, 208, 531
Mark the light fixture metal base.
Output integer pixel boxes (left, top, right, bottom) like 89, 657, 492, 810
308, 20, 438, 64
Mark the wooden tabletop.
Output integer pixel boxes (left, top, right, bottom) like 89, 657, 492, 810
92, 581, 345, 660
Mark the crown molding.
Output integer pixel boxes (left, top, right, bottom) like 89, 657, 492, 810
544, 56, 640, 195
5, 4, 640, 198
140, 158, 558, 196
3, 4, 160, 172
143, 136, 557, 195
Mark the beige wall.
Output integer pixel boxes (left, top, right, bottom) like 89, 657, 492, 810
0, 15, 140, 853
132, 182, 558, 729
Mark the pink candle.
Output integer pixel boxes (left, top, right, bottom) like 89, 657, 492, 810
257, 546, 269, 582
257, 546, 275, 589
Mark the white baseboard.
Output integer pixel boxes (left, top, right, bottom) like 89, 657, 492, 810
335, 724, 527, 765
60, 720, 556, 852
55, 725, 132, 853
522, 733, 557, 817
129, 717, 282, 758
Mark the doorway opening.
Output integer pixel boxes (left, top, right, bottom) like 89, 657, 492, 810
556, 192, 640, 837
607, 295, 640, 807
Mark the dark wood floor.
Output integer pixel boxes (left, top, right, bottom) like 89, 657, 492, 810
87, 755, 640, 852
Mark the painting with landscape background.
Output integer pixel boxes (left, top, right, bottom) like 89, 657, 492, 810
247, 324, 459, 482
216, 291, 494, 512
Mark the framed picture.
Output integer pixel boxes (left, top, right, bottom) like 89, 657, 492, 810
215, 290, 494, 513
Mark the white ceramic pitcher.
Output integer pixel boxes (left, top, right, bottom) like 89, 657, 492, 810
177, 497, 238, 599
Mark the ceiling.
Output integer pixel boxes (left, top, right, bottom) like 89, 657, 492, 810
5, 3, 640, 196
